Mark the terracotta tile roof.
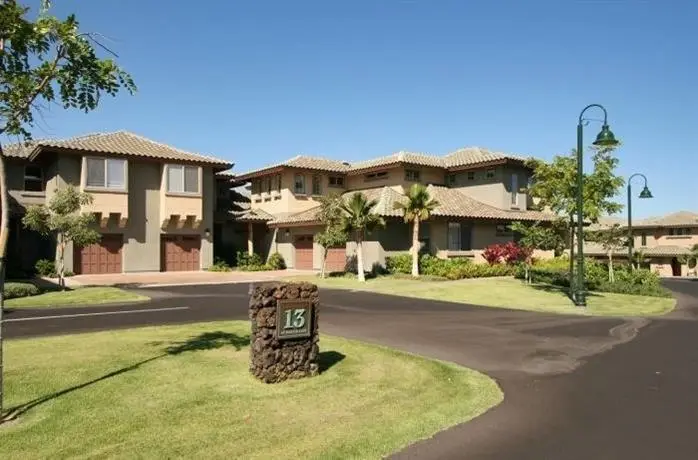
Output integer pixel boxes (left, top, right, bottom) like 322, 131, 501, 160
230, 207, 274, 222
3, 131, 231, 167
237, 147, 527, 178
267, 185, 555, 225
443, 147, 526, 168
633, 211, 698, 228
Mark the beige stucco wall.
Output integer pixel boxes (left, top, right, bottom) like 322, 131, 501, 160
251, 169, 332, 215
345, 165, 445, 192
270, 225, 323, 269
451, 165, 530, 210
632, 228, 698, 248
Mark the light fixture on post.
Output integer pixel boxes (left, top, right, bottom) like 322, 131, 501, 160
627, 173, 653, 265
574, 104, 620, 307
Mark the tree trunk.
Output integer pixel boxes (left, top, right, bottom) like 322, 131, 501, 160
608, 252, 614, 283
411, 217, 420, 277
0, 145, 9, 416
57, 235, 65, 290
356, 235, 365, 283
320, 246, 327, 279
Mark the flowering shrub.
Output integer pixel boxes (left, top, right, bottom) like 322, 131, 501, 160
483, 242, 531, 265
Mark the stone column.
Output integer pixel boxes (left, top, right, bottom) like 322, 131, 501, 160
247, 222, 254, 255
249, 282, 320, 383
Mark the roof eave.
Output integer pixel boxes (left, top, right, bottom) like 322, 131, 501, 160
446, 158, 526, 172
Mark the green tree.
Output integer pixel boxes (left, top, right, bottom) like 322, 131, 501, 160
510, 221, 564, 284
586, 224, 626, 282
314, 192, 348, 279
0, 0, 135, 417
23, 185, 100, 288
393, 184, 439, 277
341, 192, 385, 282
678, 244, 698, 277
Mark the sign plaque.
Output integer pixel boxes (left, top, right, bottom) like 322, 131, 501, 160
276, 299, 313, 340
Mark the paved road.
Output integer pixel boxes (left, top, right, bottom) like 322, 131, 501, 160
3, 279, 698, 459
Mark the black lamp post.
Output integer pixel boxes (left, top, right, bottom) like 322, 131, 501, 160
574, 104, 619, 307
627, 173, 653, 265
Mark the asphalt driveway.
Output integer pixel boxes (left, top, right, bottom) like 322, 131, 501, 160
3, 279, 698, 459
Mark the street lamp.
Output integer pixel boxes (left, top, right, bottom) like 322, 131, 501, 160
574, 104, 619, 307
627, 173, 653, 265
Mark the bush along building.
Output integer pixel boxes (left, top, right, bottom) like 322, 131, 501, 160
586, 211, 698, 277
4, 131, 232, 277
228, 147, 556, 272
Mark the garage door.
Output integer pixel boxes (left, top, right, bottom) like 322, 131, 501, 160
294, 235, 314, 270
75, 234, 123, 274
161, 235, 201, 271
325, 246, 347, 273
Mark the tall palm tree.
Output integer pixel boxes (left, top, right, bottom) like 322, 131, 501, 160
341, 192, 385, 282
394, 184, 439, 276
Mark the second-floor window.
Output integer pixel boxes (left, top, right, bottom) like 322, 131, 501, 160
167, 164, 199, 194
405, 169, 420, 182
272, 174, 281, 192
510, 173, 519, 206
486, 169, 496, 179
467, 171, 476, 181
329, 176, 344, 187
669, 228, 691, 236
312, 175, 321, 195
86, 157, 126, 190
641, 233, 647, 246
294, 174, 306, 194
24, 165, 43, 192
365, 171, 388, 182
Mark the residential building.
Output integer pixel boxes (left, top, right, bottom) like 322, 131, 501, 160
587, 211, 698, 277
232, 148, 555, 271
4, 131, 231, 275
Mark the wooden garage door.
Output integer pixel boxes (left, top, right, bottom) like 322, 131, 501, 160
325, 246, 347, 273
75, 234, 123, 275
161, 235, 201, 271
294, 235, 314, 270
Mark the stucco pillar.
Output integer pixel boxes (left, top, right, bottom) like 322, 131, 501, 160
248, 222, 254, 255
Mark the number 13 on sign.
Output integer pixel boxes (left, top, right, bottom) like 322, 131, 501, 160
284, 309, 306, 329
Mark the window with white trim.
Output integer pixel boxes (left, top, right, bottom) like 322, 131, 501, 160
166, 164, 199, 194
86, 157, 127, 190
511, 173, 519, 206
294, 174, 306, 194
24, 165, 43, 192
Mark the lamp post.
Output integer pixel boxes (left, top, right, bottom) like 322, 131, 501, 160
627, 173, 653, 265
574, 104, 619, 306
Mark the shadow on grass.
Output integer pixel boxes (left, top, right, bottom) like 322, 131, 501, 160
318, 350, 346, 373
526, 282, 602, 299
1, 331, 249, 424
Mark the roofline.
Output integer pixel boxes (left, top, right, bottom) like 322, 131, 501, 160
446, 158, 527, 172
29, 145, 232, 170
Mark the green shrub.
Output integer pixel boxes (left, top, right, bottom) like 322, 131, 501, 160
416, 255, 511, 280
64, 271, 75, 277
236, 252, 263, 268
35, 259, 56, 277
208, 257, 232, 272
4, 282, 41, 300
267, 253, 287, 270
385, 253, 412, 274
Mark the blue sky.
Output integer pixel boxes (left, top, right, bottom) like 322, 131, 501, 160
17, 0, 698, 218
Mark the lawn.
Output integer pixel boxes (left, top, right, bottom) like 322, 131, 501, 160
5, 287, 149, 308
0, 321, 502, 459
292, 276, 676, 317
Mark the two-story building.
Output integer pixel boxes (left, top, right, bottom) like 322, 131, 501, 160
232, 148, 555, 271
4, 131, 231, 276
587, 211, 698, 277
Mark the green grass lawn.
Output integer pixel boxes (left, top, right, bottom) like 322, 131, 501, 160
0, 321, 502, 459
5, 287, 149, 308
291, 276, 676, 317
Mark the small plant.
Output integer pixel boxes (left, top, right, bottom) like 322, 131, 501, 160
236, 251, 263, 268
208, 258, 232, 272
385, 254, 412, 275
482, 244, 506, 265
4, 282, 41, 300
267, 253, 286, 270
35, 259, 56, 277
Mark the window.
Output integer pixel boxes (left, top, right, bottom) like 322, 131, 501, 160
24, 165, 43, 192
86, 157, 126, 189
262, 176, 272, 194
467, 171, 476, 181
496, 224, 513, 236
329, 176, 345, 187
486, 169, 495, 179
510, 173, 519, 206
365, 171, 389, 181
167, 164, 199, 194
294, 174, 306, 194
272, 174, 281, 192
447, 174, 456, 186
641, 233, 647, 246
251, 179, 261, 194
669, 228, 691, 236
405, 169, 420, 182
312, 175, 321, 195
448, 222, 461, 251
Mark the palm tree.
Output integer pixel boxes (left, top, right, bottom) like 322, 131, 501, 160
393, 184, 439, 277
341, 192, 385, 282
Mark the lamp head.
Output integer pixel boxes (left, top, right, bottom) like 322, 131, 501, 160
593, 124, 619, 147
639, 186, 653, 199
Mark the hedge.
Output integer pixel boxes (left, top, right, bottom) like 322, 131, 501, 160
385, 253, 514, 280
4, 282, 41, 300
